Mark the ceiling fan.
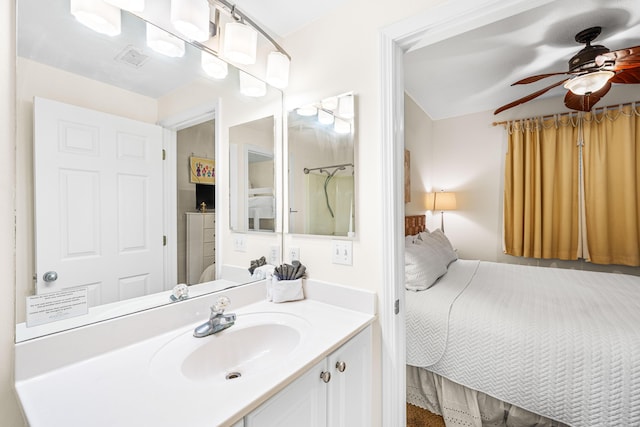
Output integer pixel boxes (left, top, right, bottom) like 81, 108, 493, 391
494, 26, 640, 115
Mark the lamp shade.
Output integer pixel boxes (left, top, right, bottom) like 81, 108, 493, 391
104, 0, 144, 12
146, 23, 185, 57
201, 51, 228, 79
70, 0, 121, 36
266, 51, 290, 89
170, 0, 210, 42
564, 70, 614, 95
223, 22, 258, 65
239, 71, 266, 97
432, 191, 457, 211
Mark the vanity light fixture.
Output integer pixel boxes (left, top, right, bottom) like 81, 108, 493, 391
223, 22, 258, 65
70, 0, 121, 36
146, 23, 185, 57
170, 0, 210, 42
266, 51, 290, 89
201, 51, 229, 79
104, 0, 144, 12
239, 71, 266, 97
564, 70, 614, 95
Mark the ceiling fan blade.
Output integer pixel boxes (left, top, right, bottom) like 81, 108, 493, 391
512, 72, 571, 85
598, 45, 640, 70
563, 82, 612, 112
494, 79, 568, 115
610, 68, 640, 84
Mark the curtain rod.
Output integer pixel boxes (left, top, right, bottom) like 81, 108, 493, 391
492, 100, 640, 127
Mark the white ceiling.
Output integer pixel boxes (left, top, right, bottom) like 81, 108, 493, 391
404, 0, 640, 120
18, 0, 640, 119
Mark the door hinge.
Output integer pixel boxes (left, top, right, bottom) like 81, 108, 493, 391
163, 235, 167, 246
162, 149, 166, 160
394, 299, 400, 315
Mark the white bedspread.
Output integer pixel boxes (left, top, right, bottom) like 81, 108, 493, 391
406, 260, 640, 426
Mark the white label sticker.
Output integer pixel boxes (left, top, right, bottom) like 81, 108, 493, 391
26, 288, 89, 328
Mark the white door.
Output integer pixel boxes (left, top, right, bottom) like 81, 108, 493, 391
34, 97, 164, 306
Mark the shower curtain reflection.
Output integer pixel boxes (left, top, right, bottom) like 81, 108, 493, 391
305, 167, 354, 236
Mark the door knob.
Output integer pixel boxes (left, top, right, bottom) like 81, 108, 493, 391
43, 271, 58, 282
336, 361, 347, 373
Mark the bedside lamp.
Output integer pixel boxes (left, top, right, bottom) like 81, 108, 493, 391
427, 191, 457, 233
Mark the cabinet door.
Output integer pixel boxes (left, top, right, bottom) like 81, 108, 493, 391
327, 326, 372, 427
245, 359, 327, 427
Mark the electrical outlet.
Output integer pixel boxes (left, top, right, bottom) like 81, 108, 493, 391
331, 240, 352, 265
289, 247, 300, 262
269, 245, 280, 265
234, 234, 247, 252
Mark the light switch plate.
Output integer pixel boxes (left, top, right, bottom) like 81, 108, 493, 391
331, 240, 352, 265
233, 234, 247, 252
289, 247, 300, 262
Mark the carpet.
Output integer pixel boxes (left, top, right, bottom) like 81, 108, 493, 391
406, 403, 446, 427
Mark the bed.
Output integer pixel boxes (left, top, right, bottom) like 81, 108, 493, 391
248, 187, 275, 231
404, 215, 640, 427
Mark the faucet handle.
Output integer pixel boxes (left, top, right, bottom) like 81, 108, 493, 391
211, 296, 231, 314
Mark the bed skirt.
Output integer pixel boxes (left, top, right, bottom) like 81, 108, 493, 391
407, 366, 569, 427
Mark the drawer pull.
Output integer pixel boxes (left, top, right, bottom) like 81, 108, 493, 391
336, 361, 346, 373
320, 371, 331, 383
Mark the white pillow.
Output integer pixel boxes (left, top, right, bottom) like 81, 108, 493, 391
417, 229, 457, 266
404, 242, 448, 291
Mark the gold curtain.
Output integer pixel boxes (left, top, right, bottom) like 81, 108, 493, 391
582, 106, 640, 266
503, 117, 580, 259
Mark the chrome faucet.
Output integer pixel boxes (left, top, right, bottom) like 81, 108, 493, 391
193, 296, 236, 338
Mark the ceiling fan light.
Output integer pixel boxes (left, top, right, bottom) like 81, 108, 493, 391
201, 51, 228, 79
170, 0, 210, 42
223, 22, 258, 65
104, 0, 144, 12
266, 52, 290, 89
146, 23, 185, 57
239, 71, 266, 97
564, 71, 614, 95
70, 0, 121, 36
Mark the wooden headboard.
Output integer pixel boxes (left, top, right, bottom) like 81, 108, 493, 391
405, 215, 426, 236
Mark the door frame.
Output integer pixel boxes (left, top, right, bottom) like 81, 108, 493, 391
378, 0, 556, 424
158, 100, 220, 288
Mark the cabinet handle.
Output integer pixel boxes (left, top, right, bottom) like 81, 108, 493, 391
336, 361, 347, 373
320, 371, 331, 383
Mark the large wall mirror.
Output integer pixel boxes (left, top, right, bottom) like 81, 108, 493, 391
287, 93, 356, 236
15, 0, 283, 341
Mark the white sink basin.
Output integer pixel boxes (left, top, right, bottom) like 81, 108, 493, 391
149, 312, 311, 384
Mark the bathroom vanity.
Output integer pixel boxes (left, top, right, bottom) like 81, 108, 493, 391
14, 280, 375, 427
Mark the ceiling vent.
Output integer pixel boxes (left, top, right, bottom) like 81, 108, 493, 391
115, 45, 150, 68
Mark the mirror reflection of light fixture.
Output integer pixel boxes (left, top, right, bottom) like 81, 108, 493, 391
338, 94, 354, 119
564, 70, 614, 95
427, 190, 457, 233
296, 105, 317, 117
239, 71, 266, 97
266, 52, 290, 89
201, 51, 228, 79
70, 0, 121, 36
321, 96, 338, 110
170, 0, 210, 42
334, 118, 351, 134
223, 22, 258, 65
318, 109, 334, 125
104, 0, 144, 12
146, 23, 185, 57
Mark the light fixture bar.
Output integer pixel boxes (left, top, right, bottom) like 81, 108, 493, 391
207, 0, 291, 60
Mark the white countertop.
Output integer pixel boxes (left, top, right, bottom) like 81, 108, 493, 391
15, 281, 375, 427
